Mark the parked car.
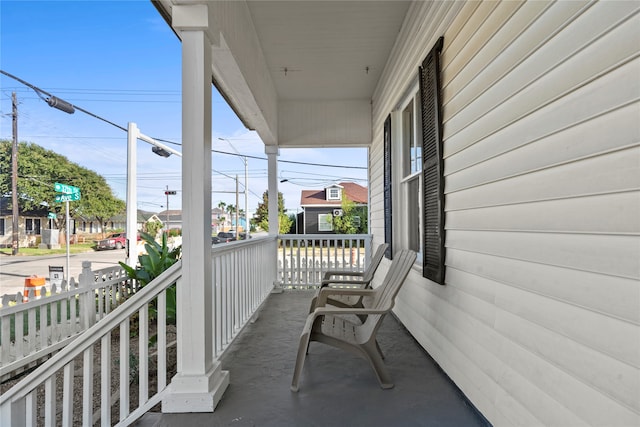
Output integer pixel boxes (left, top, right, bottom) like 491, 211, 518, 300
212, 232, 236, 244
96, 232, 140, 250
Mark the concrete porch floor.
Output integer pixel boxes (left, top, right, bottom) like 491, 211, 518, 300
137, 290, 489, 427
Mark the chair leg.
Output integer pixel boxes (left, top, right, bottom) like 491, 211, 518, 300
362, 341, 393, 389
291, 331, 311, 392
375, 339, 385, 360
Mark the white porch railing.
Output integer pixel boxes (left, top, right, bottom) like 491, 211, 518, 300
211, 236, 278, 356
0, 237, 277, 426
277, 234, 372, 288
0, 264, 137, 381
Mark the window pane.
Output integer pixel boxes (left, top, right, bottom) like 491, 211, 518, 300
402, 103, 413, 177
318, 214, 333, 231
407, 177, 420, 252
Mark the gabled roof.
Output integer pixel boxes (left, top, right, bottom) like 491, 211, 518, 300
300, 182, 367, 207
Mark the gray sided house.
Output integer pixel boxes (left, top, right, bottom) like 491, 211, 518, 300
300, 182, 367, 234
0, 196, 50, 248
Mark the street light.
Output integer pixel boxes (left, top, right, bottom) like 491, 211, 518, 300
127, 122, 182, 268
218, 138, 248, 239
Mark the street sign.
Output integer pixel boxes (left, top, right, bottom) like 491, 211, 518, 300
54, 182, 80, 194
55, 191, 81, 202
47, 212, 57, 219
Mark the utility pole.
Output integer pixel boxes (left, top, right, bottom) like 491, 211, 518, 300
164, 186, 177, 233
235, 175, 239, 240
166, 185, 170, 233
11, 92, 19, 255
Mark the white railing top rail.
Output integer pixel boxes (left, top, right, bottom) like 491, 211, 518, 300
279, 233, 373, 241
0, 260, 182, 406
211, 234, 276, 254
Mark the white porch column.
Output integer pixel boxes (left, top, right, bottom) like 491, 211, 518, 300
125, 122, 138, 269
163, 4, 229, 413
266, 145, 279, 236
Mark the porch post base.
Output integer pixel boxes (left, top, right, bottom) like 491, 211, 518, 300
161, 363, 229, 413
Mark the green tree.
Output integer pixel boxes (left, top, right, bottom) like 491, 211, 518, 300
0, 141, 125, 234
144, 219, 163, 238
252, 190, 291, 233
331, 197, 368, 234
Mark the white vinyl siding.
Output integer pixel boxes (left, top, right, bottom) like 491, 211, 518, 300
370, 1, 640, 426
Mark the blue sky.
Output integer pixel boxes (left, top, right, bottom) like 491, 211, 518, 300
0, 0, 368, 214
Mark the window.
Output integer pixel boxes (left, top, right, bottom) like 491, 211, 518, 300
403, 100, 422, 176
353, 216, 361, 228
25, 218, 41, 235
400, 90, 423, 260
318, 214, 333, 232
0, 218, 4, 236
420, 37, 445, 285
327, 187, 341, 201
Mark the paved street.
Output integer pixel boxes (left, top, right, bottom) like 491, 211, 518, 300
0, 250, 126, 298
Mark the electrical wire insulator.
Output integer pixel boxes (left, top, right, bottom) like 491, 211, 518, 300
47, 96, 75, 114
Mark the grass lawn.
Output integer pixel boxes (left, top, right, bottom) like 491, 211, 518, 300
0, 243, 96, 256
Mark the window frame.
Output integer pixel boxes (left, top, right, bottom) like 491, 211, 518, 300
317, 213, 333, 232
327, 187, 341, 201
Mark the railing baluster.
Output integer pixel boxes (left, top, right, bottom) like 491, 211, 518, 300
82, 347, 93, 427
101, 332, 111, 426
44, 375, 55, 426
120, 319, 130, 421
157, 290, 167, 390
25, 390, 36, 426
62, 360, 74, 426
139, 306, 149, 404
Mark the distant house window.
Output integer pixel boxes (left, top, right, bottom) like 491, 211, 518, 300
327, 188, 341, 201
318, 214, 333, 231
0, 218, 4, 236
25, 218, 41, 235
353, 216, 361, 228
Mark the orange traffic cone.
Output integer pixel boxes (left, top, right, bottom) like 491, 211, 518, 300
23, 276, 45, 302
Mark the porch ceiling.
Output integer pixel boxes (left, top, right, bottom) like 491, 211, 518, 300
154, 0, 411, 147
248, 1, 410, 102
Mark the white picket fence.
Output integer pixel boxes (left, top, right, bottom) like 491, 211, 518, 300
0, 262, 137, 381
278, 234, 372, 288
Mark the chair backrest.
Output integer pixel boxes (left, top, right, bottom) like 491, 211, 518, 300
361, 243, 389, 284
360, 249, 416, 335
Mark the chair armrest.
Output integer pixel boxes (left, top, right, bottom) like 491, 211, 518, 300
322, 270, 366, 280
311, 306, 386, 317
320, 278, 368, 288
316, 288, 377, 308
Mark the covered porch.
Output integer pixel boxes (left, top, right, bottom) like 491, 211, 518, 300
137, 290, 487, 427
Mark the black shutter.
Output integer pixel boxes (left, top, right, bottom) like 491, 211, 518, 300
420, 37, 445, 285
383, 115, 393, 259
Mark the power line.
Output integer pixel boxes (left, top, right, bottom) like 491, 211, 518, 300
1, 71, 368, 170
1, 70, 128, 132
